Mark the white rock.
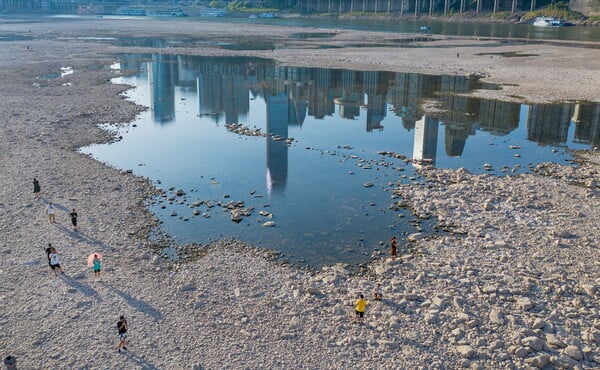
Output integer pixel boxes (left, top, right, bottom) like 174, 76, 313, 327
517, 297, 533, 311
522, 336, 544, 351
563, 345, 583, 361
455, 345, 475, 359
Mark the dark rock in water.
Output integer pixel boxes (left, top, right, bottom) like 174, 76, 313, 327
176, 189, 185, 196
230, 210, 243, 223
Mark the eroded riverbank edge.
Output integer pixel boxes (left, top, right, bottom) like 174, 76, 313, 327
0, 18, 599, 369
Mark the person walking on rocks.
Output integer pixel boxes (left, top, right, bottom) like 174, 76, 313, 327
45, 243, 55, 268
69, 208, 78, 231
33, 178, 41, 199
92, 254, 101, 281
117, 315, 129, 353
47, 202, 57, 224
390, 236, 398, 260
48, 248, 64, 275
373, 283, 382, 301
354, 294, 367, 323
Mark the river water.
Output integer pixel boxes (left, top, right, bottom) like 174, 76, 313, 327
80, 53, 599, 268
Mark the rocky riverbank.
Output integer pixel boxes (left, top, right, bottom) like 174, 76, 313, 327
0, 17, 598, 369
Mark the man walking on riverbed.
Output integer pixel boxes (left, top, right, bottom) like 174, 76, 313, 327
33, 178, 41, 199
47, 202, 56, 224
117, 316, 129, 353
70, 208, 78, 231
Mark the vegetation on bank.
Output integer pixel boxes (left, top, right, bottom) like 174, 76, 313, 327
522, 2, 585, 20
211, 1, 596, 24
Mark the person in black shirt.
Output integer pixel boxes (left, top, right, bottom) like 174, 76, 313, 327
69, 209, 78, 231
33, 178, 41, 199
117, 316, 129, 353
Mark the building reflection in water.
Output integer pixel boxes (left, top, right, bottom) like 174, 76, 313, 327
118, 54, 600, 184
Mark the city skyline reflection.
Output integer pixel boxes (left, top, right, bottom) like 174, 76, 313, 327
84, 53, 599, 267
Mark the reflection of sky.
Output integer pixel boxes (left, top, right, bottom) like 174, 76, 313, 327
83, 58, 598, 268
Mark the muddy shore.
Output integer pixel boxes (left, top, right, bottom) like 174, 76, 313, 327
0, 17, 599, 369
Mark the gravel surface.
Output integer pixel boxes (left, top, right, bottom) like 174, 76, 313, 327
0, 17, 598, 369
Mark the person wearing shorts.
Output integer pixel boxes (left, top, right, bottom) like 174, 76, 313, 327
355, 294, 367, 323
47, 202, 56, 224
49, 249, 64, 275
92, 254, 101, 281
117, 316, 128, 352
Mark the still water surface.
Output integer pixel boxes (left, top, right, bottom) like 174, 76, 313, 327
82, 54, 599, 268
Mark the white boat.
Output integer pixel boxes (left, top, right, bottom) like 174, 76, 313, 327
533, 16, 566, 27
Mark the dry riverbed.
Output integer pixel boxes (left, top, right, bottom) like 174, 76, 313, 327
0, 17, 599, 369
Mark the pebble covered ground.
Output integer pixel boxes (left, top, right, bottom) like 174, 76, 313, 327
0, 17, 599, 369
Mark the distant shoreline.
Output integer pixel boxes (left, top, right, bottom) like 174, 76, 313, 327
3, 8, 600, 26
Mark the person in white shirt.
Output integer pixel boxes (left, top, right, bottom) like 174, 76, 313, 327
47, 202, 56, 224
49, 249, 64, 275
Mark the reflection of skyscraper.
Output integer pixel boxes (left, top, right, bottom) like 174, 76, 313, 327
389, 72, 439, 129
336, 70, 361, 120
265, 92, 289, 195
309, 69, 334, 119
413, 115, 439, 164
177, 55, 198, 92
366, 94, 386, 132
444, 123, 470, 157
478, 100, 520, 135
527, 104, 573, 145
196, 59, 250, 125
149, 54, 177, 124
363, 71, 386, 132
572, 102, 600, 148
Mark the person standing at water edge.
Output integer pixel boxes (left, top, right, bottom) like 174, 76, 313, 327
33, 178, 41, 199
70, 208, 78, 231
117, 316, 128, 352
47, 202, 56, 224
355, 294, 367, 323
390, 236, 398, 260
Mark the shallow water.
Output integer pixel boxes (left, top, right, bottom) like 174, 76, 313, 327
82, 54, 599, 268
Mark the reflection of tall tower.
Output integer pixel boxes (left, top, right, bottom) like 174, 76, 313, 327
363, 71, 386, 132
527, 104, 573, 145
478, 100, 520, 135
336, 70, 361, 120
389, 72, 440, 130
310, 69, 334, 119
196, 59, 250, 125
149, 54, 177, 124
444, 123, 470, 157
438, 75, 480, 124
265, 92, 289, 195
572, 102, 600, 148
413, 115, 439, 164
177, 55, 198, 92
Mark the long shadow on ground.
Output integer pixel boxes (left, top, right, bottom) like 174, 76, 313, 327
102, 282, 163, 320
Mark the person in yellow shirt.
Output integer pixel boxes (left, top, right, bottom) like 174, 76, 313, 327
355, 294, 367, 323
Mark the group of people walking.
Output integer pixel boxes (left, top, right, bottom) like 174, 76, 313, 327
35, 177, 126, 352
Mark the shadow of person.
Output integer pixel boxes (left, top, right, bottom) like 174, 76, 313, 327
59, 274, 103, 303
54, 224, 110, 248
102, 282, 162, 320
123, 351, 159, 370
